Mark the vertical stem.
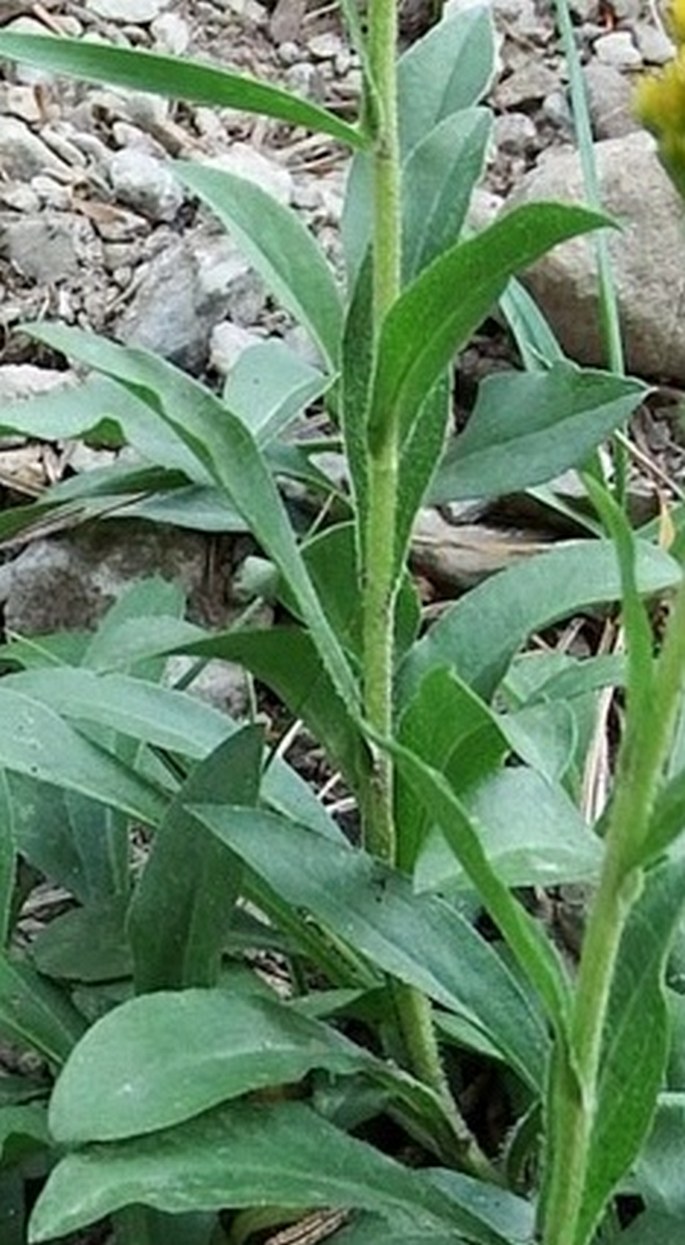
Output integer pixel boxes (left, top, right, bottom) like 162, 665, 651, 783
360, 0, 479, 1149
541, 577, 685, 1245
361, 0, 401, 861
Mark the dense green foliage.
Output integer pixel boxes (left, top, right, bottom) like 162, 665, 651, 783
0, 8, 683, 1245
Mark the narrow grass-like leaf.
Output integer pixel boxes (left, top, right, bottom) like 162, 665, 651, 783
174, 163, 343, 370
429, 365, 647, 505
0, 35, 364, 149
402, 109, 491, 281
128, 729, 262, 992
575, 859, 685, 1245
0, 956, 86, 1065
584, 477, 654, 721
399, 539, 680, 704
389, 739, 572, 1038
30, 1100, 515, 1245
23, 325, 360, 717
193, 806, 549, 1088
368, 204, 613, 453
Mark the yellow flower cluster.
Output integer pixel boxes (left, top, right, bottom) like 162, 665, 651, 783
634, 1, 685, 194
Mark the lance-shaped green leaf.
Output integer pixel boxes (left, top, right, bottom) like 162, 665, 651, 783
0, 956, 86, 1065
175, 164, 343, 371
367, 204, 612, 454
0, 375, 204, 478
398, 539, 681, 704
49, 978, 463, 1165
388, 738, 572, 1039
396, 667, 508, 872
398, 4, 496, 154
429, 364, 648, 504
223, 341, 329, 445
30, 1100, 516, 1245
402, 108, 492, 281
2, 664, 339, 839
192, 806, 549, 1089
574, 860, 685, 1245
128, 729, 262, 992
32, 899, 132, 984
0, 686, 166, 825
23, 325, 360, 717
0, 34, 365, 149
49, 988, 372, 1142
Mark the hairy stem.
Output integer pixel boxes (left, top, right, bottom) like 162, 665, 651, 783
362, 0, 402, 866
541, 575, 685, 1245
360, 0, 466, 1141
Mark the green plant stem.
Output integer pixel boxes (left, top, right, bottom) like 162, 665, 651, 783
360, 0, 467, 1145
392, 981, 497, 1180
541, 575, 685, 1245
361, 0, 402, 863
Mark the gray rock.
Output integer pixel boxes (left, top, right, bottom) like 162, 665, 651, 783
108, 147, 184, 222
0, 365, 73, 403
150, 11, 190, 54
1, 214, 92, 283
0, 183, 39, 212
307, 31, 345, 59
86, 0, 167, 20
494, 111, 538, 155
633, 22, 674, 65
30, 175, 72, 210
594, 30, 642, 69
0, 116, 71, 180
610, 0, 641, 19
511, 131, 685, 381
210, 322, 263, 375
116, 230, 264, 372
541, 89, 573, 132
163, 656, 249, 717
568, 0, 597, 20
202, 143, 293, 206
2, 83, 42, 124
283, 62, 326, 103
494, 62, 558, 110
0, 522, 219, 635
277, 40, 301, 65
583, 61, 638, 138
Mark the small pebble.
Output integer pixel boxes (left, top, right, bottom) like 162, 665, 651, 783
633, 22, 675, 65
594, 31, 642, 70
150, 12, 190, 54
277, 41, 301, 66
307, 31, 345, 59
